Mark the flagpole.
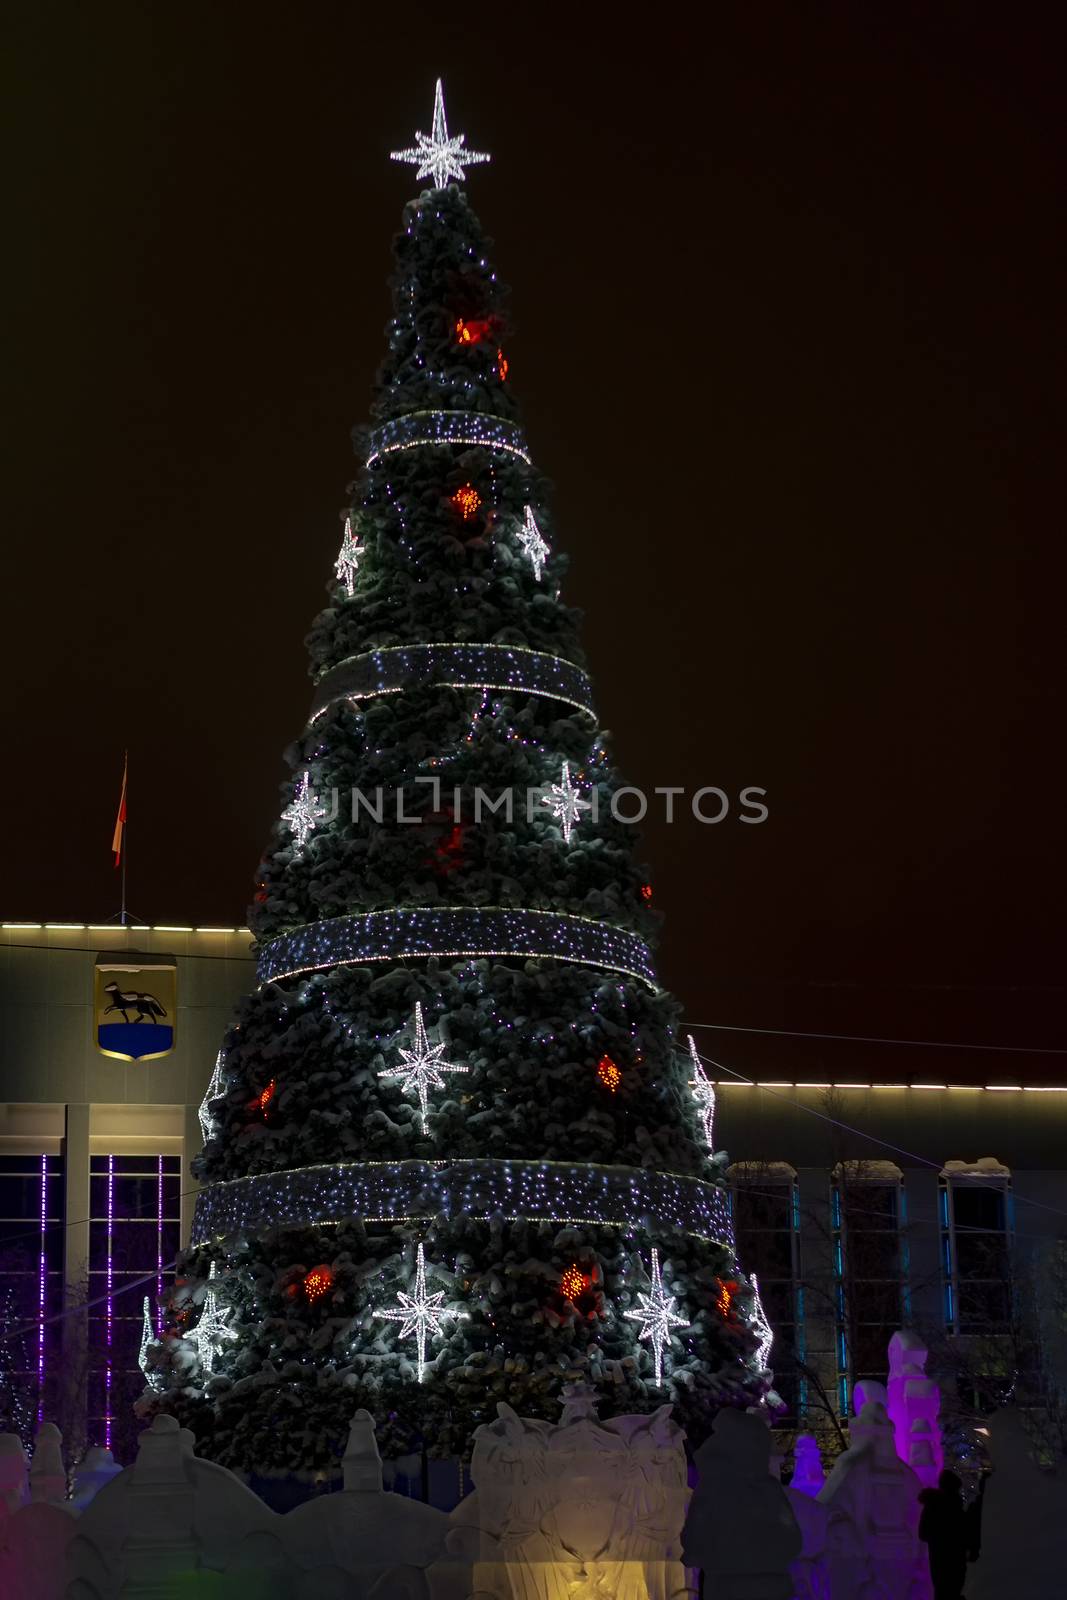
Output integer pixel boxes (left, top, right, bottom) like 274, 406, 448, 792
112, 750, 129, 927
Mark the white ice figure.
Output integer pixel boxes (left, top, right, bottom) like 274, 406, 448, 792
459, 1386, 690, 1599
67, 1412, 277, 1594
70, 1446, 122, 1511
0, 1434, 77, 1600
818, 1399, 932, 1600
790, 1434, 826, 1497
0, 1433, 28, 1512
682, 1408, 802, 1599
887, 1328, 943, 1489
282, 1408, 448, 1585
28, 1421, 66, 1505
785, 1486, 831, 1600
967, 1407, 1067, 1600
853, 1376, 888, 1413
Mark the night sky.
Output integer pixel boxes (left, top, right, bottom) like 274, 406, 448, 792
6, 6, 1063, 1082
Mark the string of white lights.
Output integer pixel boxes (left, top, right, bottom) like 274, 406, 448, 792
365, 409, 529, 467
190, 1157, 734, 1248
309, 642, 596, 723
255, 905, 657, 988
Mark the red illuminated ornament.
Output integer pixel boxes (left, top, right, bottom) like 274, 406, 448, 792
640, 883, 653, 903
496, 348, 509, 382
421, 809, 465, 875
451, 483, 481, 521
303, 1266, 334, 1304
597, 1055, 622, 1093
560, 1263, 587, 1302
455, 317, 492, 345
434, 822, 465, 873
715, 1277, 740, 1321
250, 1078, 275, 1118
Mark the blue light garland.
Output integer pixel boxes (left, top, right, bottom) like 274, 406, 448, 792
257, 906, 657, 988
309, 643, 596, 723
190, 1158, 734, 1248
366, 410, 530, 466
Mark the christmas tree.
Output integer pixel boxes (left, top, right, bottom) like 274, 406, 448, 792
151, 83, 772, 1475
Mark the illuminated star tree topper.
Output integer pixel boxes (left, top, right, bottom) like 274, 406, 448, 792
282, 771, 328, 851
686, 1034, 717, 1153
391, 78, 490, 190
541, 760, 590, 845
378, 1002, 468, 1135
517, 504, 550, 581
188, 1261, 237, 1374
334, 515, 366, 596
376, 1241, 450, 1381
625, 1247, 688, 1385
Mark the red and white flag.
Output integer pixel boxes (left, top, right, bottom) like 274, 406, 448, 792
112, 754, 127, 868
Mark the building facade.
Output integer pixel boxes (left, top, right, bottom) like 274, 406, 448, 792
717, 1076, 1067, 1442
0, 923, 252, 1459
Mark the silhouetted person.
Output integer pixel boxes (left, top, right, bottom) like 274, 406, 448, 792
918, 1470, 970, 1599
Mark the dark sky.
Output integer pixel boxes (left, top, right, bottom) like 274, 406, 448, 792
6, 4, 1064, 1082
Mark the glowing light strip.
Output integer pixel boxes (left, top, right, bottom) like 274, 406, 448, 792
310, 642, 595, 723
156, 1156, 164, 1333
191, 1158, 733, 1248
366, 409, 530, 466
37, 1156, 47, 1420
105, 1155, 114, 1450
708, 1081, 1067, 1093
257, 906, 657, 989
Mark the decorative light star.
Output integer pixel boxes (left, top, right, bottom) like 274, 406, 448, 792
334, 515, 366, 596
625, 1247, 688, 1385
378, 1002, 468, 1135
517, 505, 550, 581
282, 771, 328, 851
749, 1273, 775, 1372
198, 1051, 225, 1143
138, 1296, 164, 1392
188, 1262, 236, 1374
541, 760, 589, 844
390, 78, 490, 191
376, 1242, 450, 1381
687, 1034, 716, 1153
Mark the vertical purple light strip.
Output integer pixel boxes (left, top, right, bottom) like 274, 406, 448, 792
37, 1155, 47, 1421
156, 1156, 164, 1334
105, 1154, 114, 1451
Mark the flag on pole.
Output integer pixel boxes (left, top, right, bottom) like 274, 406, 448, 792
112, 754, 128, 868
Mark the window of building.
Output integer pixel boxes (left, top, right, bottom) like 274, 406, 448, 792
729, 1162, 802, 1419
939, 1160, 1013, 1336
0, 1153, 65, 1441
831, 1162, 906, 1414
88, 1154, 182, 1456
